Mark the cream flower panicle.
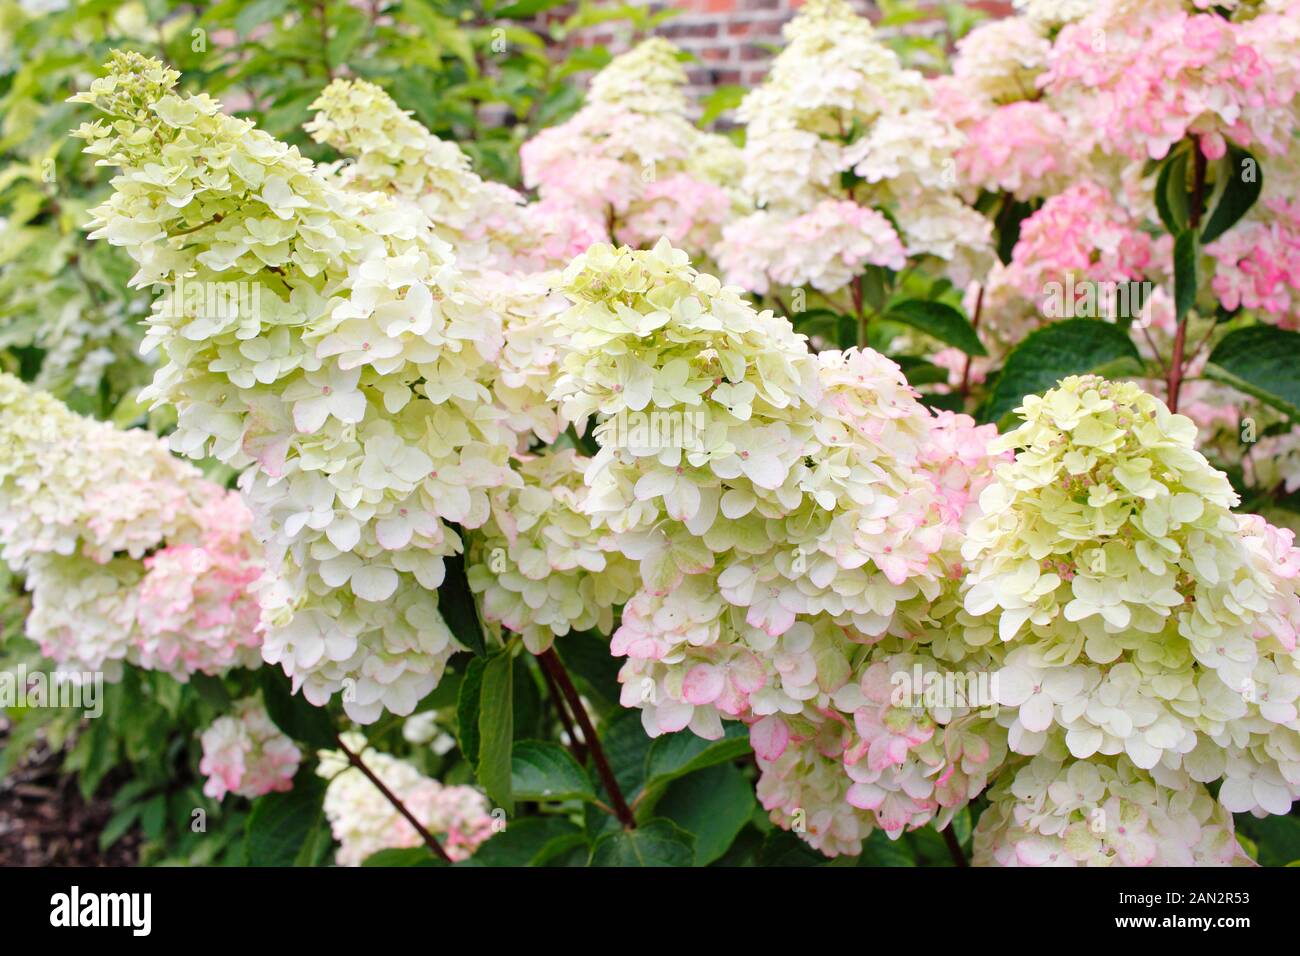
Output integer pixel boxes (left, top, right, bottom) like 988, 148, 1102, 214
73, 52, 519, 722
717, 0, 993, 294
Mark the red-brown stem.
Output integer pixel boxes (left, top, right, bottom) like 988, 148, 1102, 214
538, 649, 636, 829
942, 824, 969, 867
1167, 138, 1208, 414
959, 283, 986, 399
336, 735, 452, 863
539, 659, 587, 764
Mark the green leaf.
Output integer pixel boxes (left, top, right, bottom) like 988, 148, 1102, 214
189, 673, 231, 710
755, 829, 826, 867
361, 846, 445, 867
858, 829, 917, 866
698, 84, 747, 127
1233, 813, 1300, 868
456, 656, 486, 765
140, 793, 167, 840
1155, 148, 1189, 235
294, 817, 336, 867
98, 804, 141, 852
892, 355, 952, 388
589, 818, 695, 866
981, 319, 1143, 425
654, 764, 755, 865
245, 776, 326, 867
438, 550, 486, 657
476, 649, 515, 815
234, 0, 288, 35
1204, 325, 1300, 421
495, 0, 570, 17
259, 669, 336, 751
1201, 146, 1263, 244
511, 740, 594, 802
461, 816, 585, 866
1173, 229, 1198, 322
884, 299, 986, 356
643, 723, 751, 791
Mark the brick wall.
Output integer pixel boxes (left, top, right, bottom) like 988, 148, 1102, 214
562, 0, 1015, 101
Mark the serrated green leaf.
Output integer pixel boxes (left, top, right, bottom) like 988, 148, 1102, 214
456, 656, 486, 765
477, 650, 514, 815
885, 299, 986, 355
245, 776, 326, 867
259, 669, 336, 751
756, 829, 826, 867
1155, 148, 1189, 235
981, 319, 1143, 425
654, 764, 755, 865
858, 829, 917, 866
512, 740, 594, 802
460, 816, 585, 866
1205, 325, 1300, 421
1201, 146, 1263, 244
361, 846, 445, 867
643, 723, 751, 791
438, 549, 486, 657
589, 818, 695, 866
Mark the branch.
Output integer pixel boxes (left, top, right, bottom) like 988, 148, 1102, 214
539, 657, 587, 764
537, 649, 636, 829
336, 734, 453, 863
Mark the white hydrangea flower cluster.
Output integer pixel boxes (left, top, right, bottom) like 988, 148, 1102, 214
318, 735, 494, 865
304, 77, 597, 276
0, 372, 261, 679
198, 697, 302, 801
468, 449, 637, 654
717, 0, 992, 293
520, 38, 744, 260
951, 17, 1052, 105
549, 241, 1018, 850
973, 755, 1253, 866
74, 52, 519, 721
961, 376, 1300, 838
305, 78, 576, 445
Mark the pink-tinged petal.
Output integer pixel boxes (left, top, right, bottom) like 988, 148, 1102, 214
750, 716, 789, 762
682, 664, 726, 705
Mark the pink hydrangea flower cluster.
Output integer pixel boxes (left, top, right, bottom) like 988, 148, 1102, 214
979, 182, 1167, 349
0, 373, 263, 680
135, 495, 264, 680
520, 38, 741, 260
953, 102, 1076, 202
1041, 0, 1297, 162
1208, 195, 1300, 328
318, 735, 495, 865
198, 697, 301, 801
